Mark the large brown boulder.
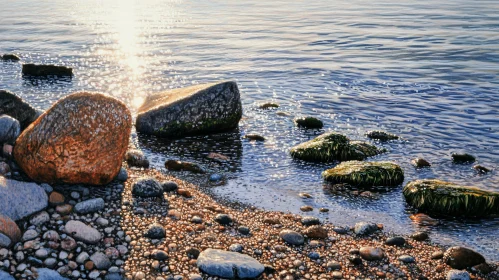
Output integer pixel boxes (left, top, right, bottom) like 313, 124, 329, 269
136, 81, 242, 138
13, 92, 132, 185
444, 246, 486, 269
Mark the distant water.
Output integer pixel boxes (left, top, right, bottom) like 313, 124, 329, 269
1, 0, 498, 260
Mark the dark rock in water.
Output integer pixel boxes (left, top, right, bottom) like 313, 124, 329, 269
136, 81, 242, 138
348, 255, 363, 265
473, 165, 490, 174
161, 181, 178, 192
214, 214, 233, 225
1, 54, 20, 61
279, 230, 304, 245
471, 263, 493, 274
13, 92, 132, 185
290, 132, 384, 162
132, 177, 163, 197
0, 178, 48, 221
451, 153, 475, 163
258, 102, 279, 109
244, 134, 265, 141
385, 236, 405, 246
366, 130, 399, 141
165, 160, 205, 173
301, 216, 320, 226
0, 214, 21, 247
411, 158, 431, 168
443, 246, 486, 269
323, 161, 404, 187
209, 174, 223, 182
22, 63, 72, 77
403, 179, 499, 217
197, 249, 264, 279
294, 116, 324, 129
125, 149, 150, 168
0, 90, 40, 129
144, 223, 166, 239
0, 115, 20, 144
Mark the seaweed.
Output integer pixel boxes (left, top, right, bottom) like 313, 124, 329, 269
322, 161, 404, 187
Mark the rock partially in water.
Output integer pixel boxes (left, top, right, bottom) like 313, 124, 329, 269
290, 132, 384, 162
243, 134, 265, 141
125, 149, 150, 168
197, 249, 264, 279
13, 92, 132, 185
443, 246, 486, 270
0, 115, 20, 144
0, 178, 48, 221
1, 54, 20, 61
0, 214, 21, 247
294, 116, 324, 129
258, 102, 279, 109
403, 179, 499, 217
22, 63, 73, 77
165, 160, 205, 174
323, 161, 404, 187
365, 130, 399, 141
411, 158, 431, 168
132, 177, 163, 197
279, 230, 304, 245
451, 153, 475, 163
0, 90, 40, 129
136, 81, 242, 138
354, 222, 378, 236
473, 165, 490, 174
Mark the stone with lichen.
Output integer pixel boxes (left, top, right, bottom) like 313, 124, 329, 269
322, 161, 404, 187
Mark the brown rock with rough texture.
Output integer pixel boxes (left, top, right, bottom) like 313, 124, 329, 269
443, 246, 486, 269
0, 214, 21, 247
49, 192, 65, 206
13, 92, 132, 185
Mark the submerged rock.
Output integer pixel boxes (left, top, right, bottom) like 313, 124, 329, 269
294, 116, 324, 129
411, 158, 431, 168
290, 132, 384, 162
403, 179, 499, 217
0, 178, 48, 221
322, 161, 404, 187
1, 54, 20, 61
0, 115, 20, 144
473, 165, 490, 174
13, 92, 132, 185
22, 63, 73, 76
197, 249, 264, 278
136, 81, 242, 138
365, 130, 399, 141
165, 160, 205, 174
125, 149, 150, 168
258, 102, 279, 109
0, 214, 21, 247
451, 153, 475, 163
444, 246, 486, 270
0, 90, 40, 128
243, 134, 265, 141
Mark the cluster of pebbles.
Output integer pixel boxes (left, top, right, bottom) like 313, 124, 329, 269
1, 167, 497, 279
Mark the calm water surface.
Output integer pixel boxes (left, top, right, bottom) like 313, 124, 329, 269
1, 0, 499, 259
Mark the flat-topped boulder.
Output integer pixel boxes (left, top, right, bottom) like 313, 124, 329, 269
197, 249, 264, 278
0, 90, 41, 129
0, 115, 21, 144
13, 92, 132, 185
1, 54, 20, 61
290, 132, 384, 162
0, 178, 48, 221
136, 81, 242, 138
22, 63, 73, 77
322, 161, 404, 187
403, 179, 499, 217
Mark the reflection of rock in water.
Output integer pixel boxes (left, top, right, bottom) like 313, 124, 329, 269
137, 128, 243, 173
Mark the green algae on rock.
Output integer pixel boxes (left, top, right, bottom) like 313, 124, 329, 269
290, 132, 384, 162
258, 102, 279, 109
365, 130, 399, 141
403, 179, 499, 217
322, 161, 404, 187
136, 81, 242, 138
294, 116, 324, 129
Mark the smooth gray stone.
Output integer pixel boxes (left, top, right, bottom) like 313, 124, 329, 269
0, 178, 48, 221
90, 252, 111, 270
447, 270, 470, 280
64, 220, 101, 244
0, 233, 12, 248
0, 115, 20, 144
74, 198, 105, 214
35, 268, 68, 280
0, 270, 15, 280
197, 249, 264, 279
279, 230, 304, 245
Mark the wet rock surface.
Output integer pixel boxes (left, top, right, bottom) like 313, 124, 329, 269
323, 160, 404, 187
0, 90, 40, 129
21, 63, 73, 77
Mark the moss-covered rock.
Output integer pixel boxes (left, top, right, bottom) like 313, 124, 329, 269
258, 102, 279, 109
403, 179, 499, 217
366, 131, 399, 141
289, 132, 384, 162
294, 117, 324, 129
322, 161, 404, 187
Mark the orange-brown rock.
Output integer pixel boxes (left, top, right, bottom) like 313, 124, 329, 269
13, 92, 132, 185
0, 214, 21, 247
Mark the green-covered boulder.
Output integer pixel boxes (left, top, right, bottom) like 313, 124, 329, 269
403, 179, 499, 217
322, 161, 404, 187
290, 132, 384, 162
294, 117, 323, 129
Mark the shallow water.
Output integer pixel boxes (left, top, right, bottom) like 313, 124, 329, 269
1, 0, 499, 260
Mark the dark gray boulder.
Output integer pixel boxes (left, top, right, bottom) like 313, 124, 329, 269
132, 177, 163, 197
0, 115, 21, 144
1, 54, 20, 61
0, 90, 40, 129
197, 249, 264, 278
22, 64, 73, 77
0, 178, 48, 221
74, 198, 105, 214
444, 246, 486, 269
136, 81, 242, 138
